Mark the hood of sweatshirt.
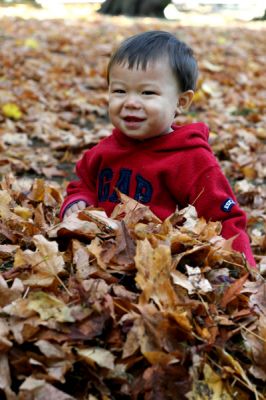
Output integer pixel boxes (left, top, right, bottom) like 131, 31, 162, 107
111, 122, 210, 152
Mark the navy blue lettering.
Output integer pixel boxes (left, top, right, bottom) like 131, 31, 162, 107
134, 174, 153, 203
98, 168, 113, 201
109, 168, 132, 202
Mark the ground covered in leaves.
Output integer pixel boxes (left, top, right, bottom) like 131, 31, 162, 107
0, 5, 265, 400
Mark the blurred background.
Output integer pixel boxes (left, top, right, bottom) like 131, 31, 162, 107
0, 0, 265, 21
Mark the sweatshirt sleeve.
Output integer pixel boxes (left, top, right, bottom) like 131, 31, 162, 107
59, 150, 98, 219
186, 164, 256, 267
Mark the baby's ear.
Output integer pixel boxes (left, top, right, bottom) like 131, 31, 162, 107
176, 90, 194, 113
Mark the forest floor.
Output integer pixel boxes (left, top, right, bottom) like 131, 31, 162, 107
0, 4, 265, 399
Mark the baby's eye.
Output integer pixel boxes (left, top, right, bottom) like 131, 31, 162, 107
112, 89, 125, 94
142, 90, 157, 95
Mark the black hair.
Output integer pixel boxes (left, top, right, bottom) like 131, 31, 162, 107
107, 30, 198, 92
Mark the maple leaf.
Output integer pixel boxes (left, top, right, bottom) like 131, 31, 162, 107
27, 291, 74, 322
220, 274, 249, 309
0, 275, 24, 307
27, 179, 63, 207
27, 292, 74, 322
81, 208, 119, 232
14, 234, 65, 287
111, 192, 161, 225
48, 212, 101, 240
2, 103, 22, 120
122, 314, 149, 358
135, 238, 176, 308
71, 239, 92, 280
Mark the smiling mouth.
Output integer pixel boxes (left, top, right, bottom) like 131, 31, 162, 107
123, 116, 145, 122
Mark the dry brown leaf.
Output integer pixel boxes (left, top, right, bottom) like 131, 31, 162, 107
48, 213, 101, 240
0, 354, 16, 400
220, 274, 249, 309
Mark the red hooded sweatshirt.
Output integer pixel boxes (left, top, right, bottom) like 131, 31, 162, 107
60, 123, 256, 267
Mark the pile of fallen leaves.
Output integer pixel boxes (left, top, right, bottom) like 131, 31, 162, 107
0, 175, 265, 400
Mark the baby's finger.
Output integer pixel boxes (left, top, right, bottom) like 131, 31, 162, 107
64, 201, 87, 218
77, 201, 87, 210
64, 204, 79, 217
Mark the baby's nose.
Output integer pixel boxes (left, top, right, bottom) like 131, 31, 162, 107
124, 94, 141, 109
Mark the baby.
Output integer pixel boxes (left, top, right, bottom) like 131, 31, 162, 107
60, 30, 255, 267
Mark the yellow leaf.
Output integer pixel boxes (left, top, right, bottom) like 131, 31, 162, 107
24, 38, 39, 49
194, 323, 211, 341
203, 364, 232, 399
135, 239, 175, 308
256, 128, 266, 140
217, 36, 226, 44
241, 165, 257, 180
219, 348, 256, 388
28, 179, 63, 207
87, 236, 108, 270
2, 103, 22, 120
187, 364, 232, 400
167, 310, 192, 332
28, 179, 46, 202
13, 206, 33, 220
14, 235, 65, 287
143, 351, 177, 365
193, 90, 205, 103
27, 291, 74, 322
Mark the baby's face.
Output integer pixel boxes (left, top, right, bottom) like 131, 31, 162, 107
108, 59, 180, 140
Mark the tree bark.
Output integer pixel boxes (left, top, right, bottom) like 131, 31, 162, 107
253, 9, 266, 20
99, 0, 171, 18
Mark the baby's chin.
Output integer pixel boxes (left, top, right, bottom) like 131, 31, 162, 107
123, 130, 172, 141
120, 125, 173, 140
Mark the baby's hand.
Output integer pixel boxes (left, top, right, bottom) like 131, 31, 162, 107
64, 201, 87, 218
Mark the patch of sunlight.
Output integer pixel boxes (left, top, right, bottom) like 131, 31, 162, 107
0, 2, 103, 20
164, 4, 180, 20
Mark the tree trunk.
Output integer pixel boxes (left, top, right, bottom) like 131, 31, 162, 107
99, 0, 171, 18
253, 9, 266, 20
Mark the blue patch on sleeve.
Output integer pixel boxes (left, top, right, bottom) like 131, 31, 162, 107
221, 198, 236, 212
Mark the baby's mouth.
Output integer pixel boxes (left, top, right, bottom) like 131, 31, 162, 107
123, 116, 145, 122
